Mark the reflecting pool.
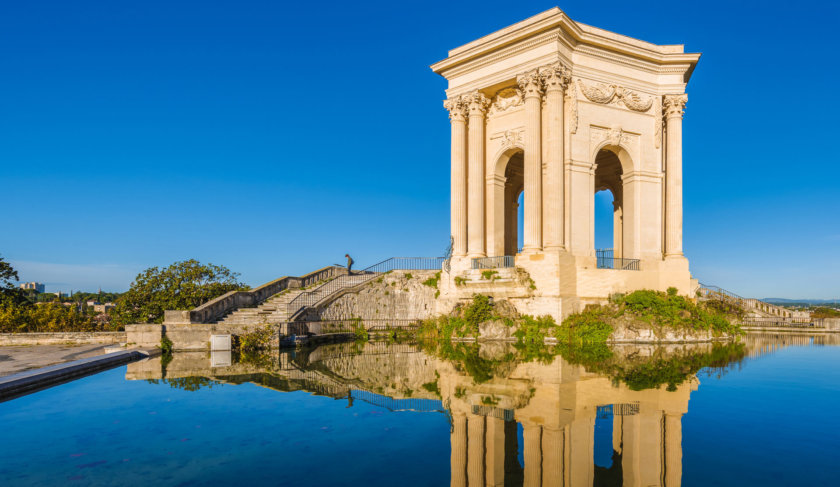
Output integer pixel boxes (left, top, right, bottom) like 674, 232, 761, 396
1, 332, 839, 486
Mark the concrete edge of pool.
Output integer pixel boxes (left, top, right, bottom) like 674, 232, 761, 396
0, 348, 159, 403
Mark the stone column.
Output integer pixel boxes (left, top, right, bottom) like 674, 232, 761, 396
445, 97, 469, 257
663, 94, 687, 258
485, 417, 506, 487
467, 414, 486, 486
467, 91, 490, 258
541, 426, 564, 487
664, 413, 683, 487
450, 413, 467, 487
541, 63, 569, 251
522, 422, 543, 487
518, 70, 544, 252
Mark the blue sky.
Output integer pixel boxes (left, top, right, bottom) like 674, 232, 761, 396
2, 1, 838, 299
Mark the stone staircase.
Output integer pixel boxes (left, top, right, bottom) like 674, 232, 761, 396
216, 273, 377, 326
699, 284, 810, 320
216, 289, 307, 325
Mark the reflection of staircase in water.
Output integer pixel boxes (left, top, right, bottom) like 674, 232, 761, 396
742, 332, 840, 359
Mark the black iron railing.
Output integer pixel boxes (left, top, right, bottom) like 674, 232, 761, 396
472, 255, 515, 269
596, 249, 640, 270
362, 257, 446, 273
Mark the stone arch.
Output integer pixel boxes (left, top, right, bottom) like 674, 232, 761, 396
488, 146, 525, 256
592, 144, 637, 260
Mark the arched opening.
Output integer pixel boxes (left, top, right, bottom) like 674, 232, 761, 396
594, 149, 624, 263
502, 151, 524, 255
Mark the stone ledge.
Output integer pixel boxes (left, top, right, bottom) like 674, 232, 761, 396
0, 332, 126, 346
0, 349, 152, 402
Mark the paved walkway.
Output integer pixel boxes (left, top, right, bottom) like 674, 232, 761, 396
0, 344, 110, 377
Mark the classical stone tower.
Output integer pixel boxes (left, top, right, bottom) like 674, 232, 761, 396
432, 8, 700, 319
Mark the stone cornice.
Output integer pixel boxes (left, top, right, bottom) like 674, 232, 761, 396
431, 7, 700, 81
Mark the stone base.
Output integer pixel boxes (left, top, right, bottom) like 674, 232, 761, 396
440, 250, 695, 321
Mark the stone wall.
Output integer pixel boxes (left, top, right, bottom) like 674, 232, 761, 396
0, 332, 125, 346
315, 270, 440, 323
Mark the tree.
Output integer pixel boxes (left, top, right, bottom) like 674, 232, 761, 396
114, 259, 249, 325
0, 255, 26, 306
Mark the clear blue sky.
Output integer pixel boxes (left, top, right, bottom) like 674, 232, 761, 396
2, 1, 838, 299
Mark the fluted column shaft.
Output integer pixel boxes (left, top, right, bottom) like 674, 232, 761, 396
467, 414, 486, 486
519, 71, 543, 252
523, 422, 543, 487
542, 64, 568, 251
664, 413, 683, 487
664, 94, 687, 257
450, 413, 467, 487
467, 92, 489, 258
445, 97, 468, 257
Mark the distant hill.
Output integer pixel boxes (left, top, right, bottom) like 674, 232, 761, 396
764, 298, 840, 306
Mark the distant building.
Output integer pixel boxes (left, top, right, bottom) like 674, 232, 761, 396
93, 303, 115, 314
20, 282, 45, 293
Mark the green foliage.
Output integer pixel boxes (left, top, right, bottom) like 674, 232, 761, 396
113, 259, 248, 325
454, 386, 466, 399
421, 379, 440, 396
513, 315, 560, 362
667, 286, 678, 296
422, 272, 442, 289
555, 309, 614, 343
812, 307, 840, 318
238, 325, 275, 352
0, 256, 27, 306
622, 290, 740, 336
481, 270, 498, 280
160, 335, 174, 354
0, 301, 101, 333
353, 320, 369, 342
454, 276, 467, 286
403, 273, 413, 280
464, 295, 493, 327
481, 395, 499, 406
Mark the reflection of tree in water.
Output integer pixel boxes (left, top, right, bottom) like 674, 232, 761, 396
421, 339, 747, 391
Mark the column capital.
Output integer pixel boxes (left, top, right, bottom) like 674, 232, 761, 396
517, 69, 544, 98
663, 94, 688, 119
443, 96, 468, 122
540, 62, 571, 92
466, 91, 491, 117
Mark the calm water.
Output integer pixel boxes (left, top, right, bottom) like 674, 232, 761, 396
1, 333, 839, 486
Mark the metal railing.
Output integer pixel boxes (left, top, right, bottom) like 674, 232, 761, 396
596, 249, 640, 270
286, 257, 445, 321
362, 256, 446, 273
472, 255, 515, 269
351, 390, 446, 413
741, 317, 815, 328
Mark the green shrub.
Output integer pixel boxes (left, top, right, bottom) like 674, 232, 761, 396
239, 325, 275, 352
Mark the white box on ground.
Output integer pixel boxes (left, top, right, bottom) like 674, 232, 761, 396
210, 334, 232, 351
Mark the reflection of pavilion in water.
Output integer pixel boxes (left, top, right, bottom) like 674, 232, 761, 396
126, 340, 789, 487
439, 349, 692, 487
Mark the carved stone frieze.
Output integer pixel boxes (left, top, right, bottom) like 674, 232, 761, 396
590, 125, 639, 156
654, 96, 663, 149
579, 80, 654, 112
491, 129, 524, 150
566, 79, 578, 134
488, 87, 523, 115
